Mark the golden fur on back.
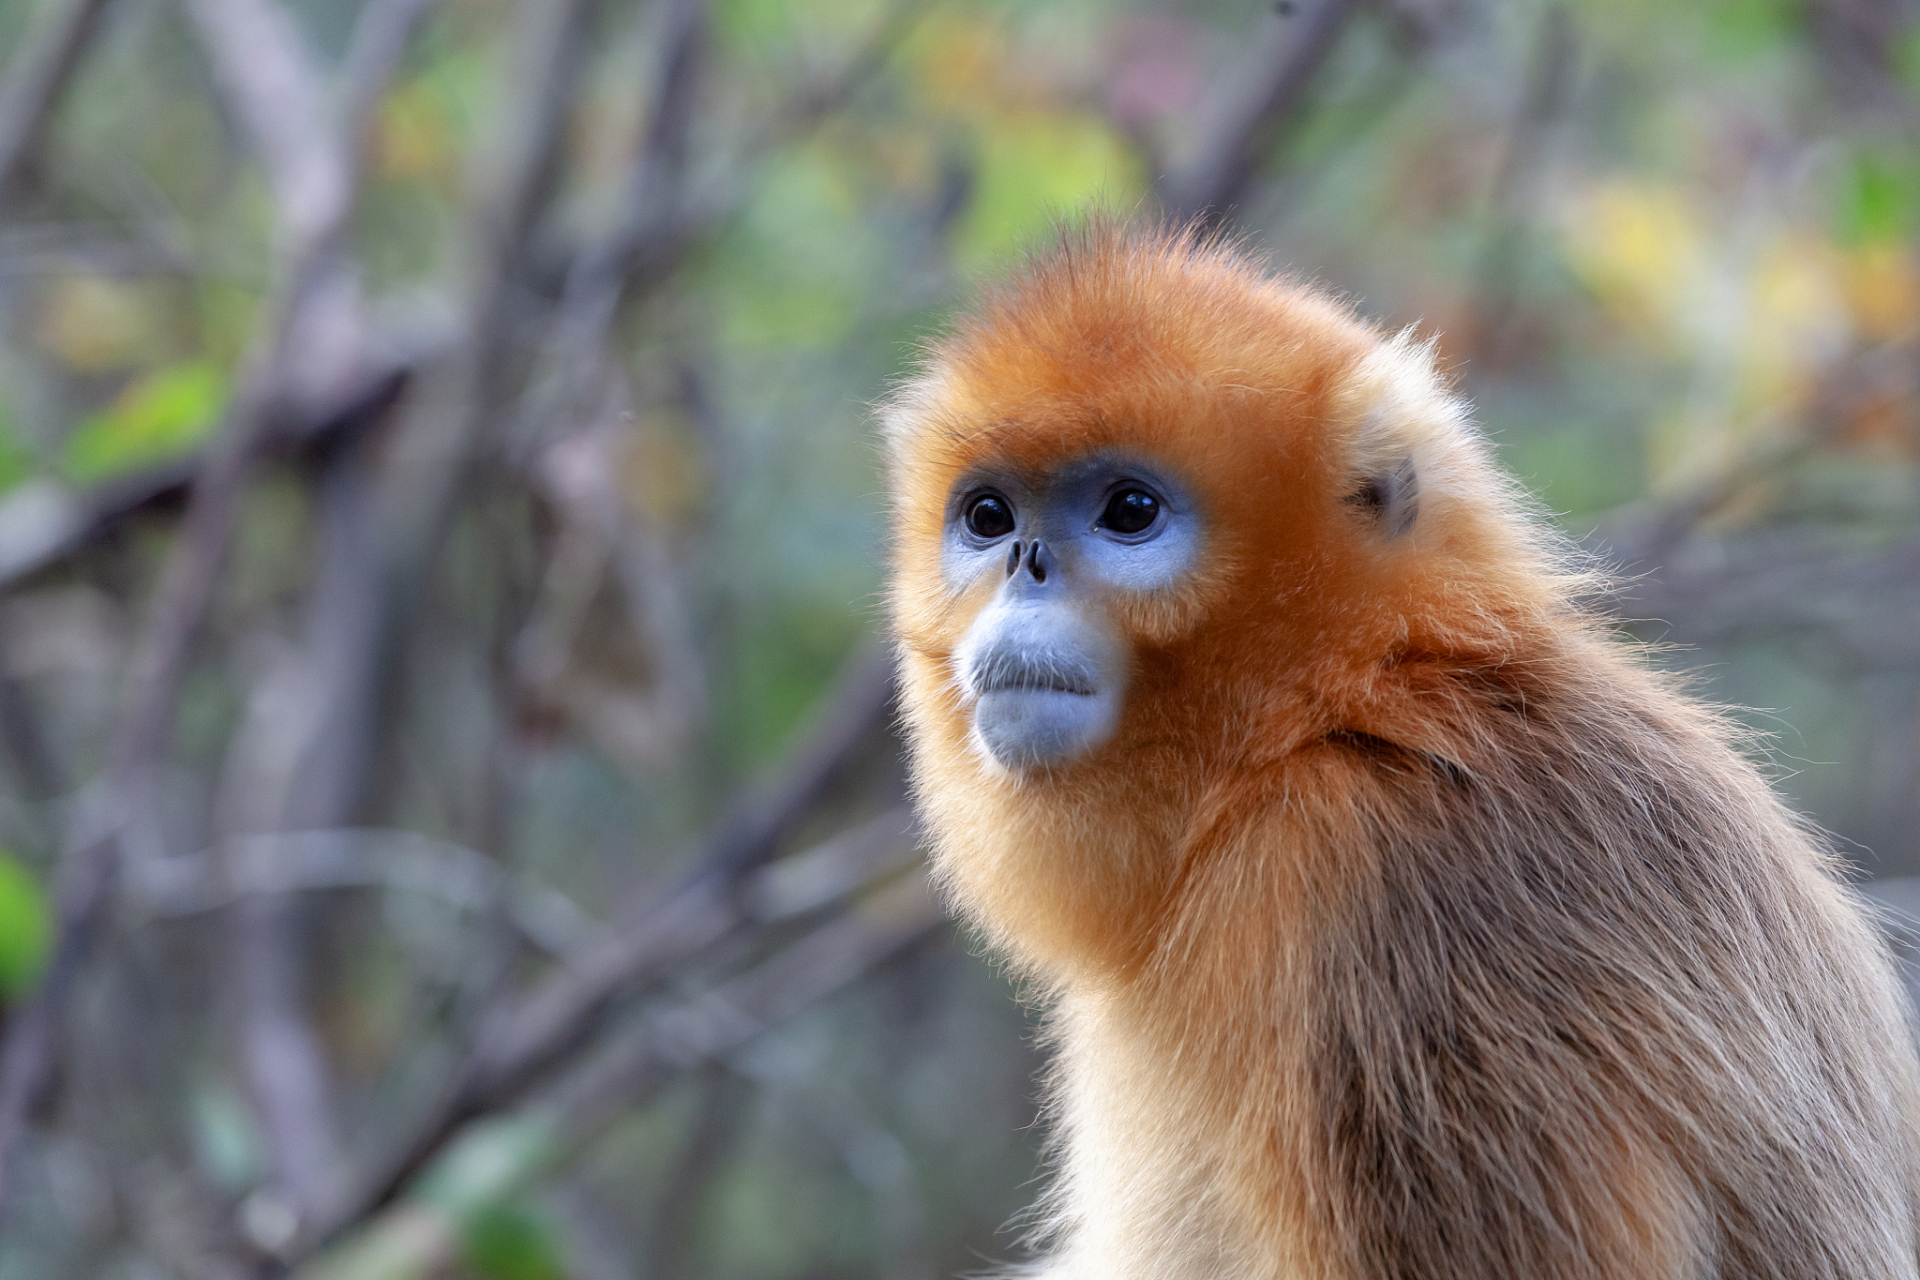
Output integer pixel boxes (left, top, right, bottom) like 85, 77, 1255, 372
884, 223, 1920, 1279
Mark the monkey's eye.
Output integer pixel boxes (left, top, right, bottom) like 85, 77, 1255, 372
1098, 488, 1160, 536
964, 493, 1016, 540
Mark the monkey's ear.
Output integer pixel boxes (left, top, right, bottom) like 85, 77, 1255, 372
1345, 454, 1419, 539
1339, 328, 1462, 542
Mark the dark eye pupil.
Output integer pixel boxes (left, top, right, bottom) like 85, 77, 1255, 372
965, 494, 1015, 539
1101, 489, 1159, 535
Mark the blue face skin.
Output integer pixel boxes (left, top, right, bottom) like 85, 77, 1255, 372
943, 453, 1202, 772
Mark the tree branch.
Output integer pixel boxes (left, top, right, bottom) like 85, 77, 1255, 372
0, 0, 114, 202
0, 0, 432, 1220
187, 0, 438, 1236
288, 644, 898, 1261
0, 355, 411, 592
183, 0, 338, 242
1586, 340, 1919, 572
1157, 0, 1364, 226
288, 868, 940, 1280
166, 0, 601, 1249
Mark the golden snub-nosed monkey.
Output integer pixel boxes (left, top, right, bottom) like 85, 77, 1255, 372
883, 222, 1920, 1280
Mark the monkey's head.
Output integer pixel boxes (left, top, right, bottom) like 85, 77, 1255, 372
884, 224, 1564, 970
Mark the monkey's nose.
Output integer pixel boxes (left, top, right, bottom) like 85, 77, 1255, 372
1003, 539, 1052, 592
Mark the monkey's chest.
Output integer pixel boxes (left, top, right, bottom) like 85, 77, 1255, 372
1047, 991, 1328, 1279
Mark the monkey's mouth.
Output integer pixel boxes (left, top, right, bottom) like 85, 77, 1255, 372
954, 620, 1125, 770
973, 671, 1096, 698
965, 654, 1099, 699
962, 649, 1115, 769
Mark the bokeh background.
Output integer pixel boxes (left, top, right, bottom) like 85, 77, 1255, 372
0, 0, 1913, 1276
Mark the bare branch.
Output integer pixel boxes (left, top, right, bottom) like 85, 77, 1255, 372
236, 901, 340, 1225
136, 0, 599, 1247
551, 868, 938, 1132
0, 355, 412, 593
0, 609, 62, 797
134, 829, 601, 961
512, 0, 707, 456
332, 0, 599, 676
184, 0, 442, 1233
291, 646, 899, 1259
0, 0, 114, 202
519, 405, 707, 773
1157, 0, 1364, 227
0, 0, 434, 1219
1612, 532, 1920, 668
182, 0, 339, 242
511, 0, 928, 460
1587, 340, 1920, 571
182, 0, 429, 246
338, 0, 436, 140
0, 375, 264, 1213
288, 870, 941, 1280
641, 1066, 748, 1277
1469, 4, 1577, 372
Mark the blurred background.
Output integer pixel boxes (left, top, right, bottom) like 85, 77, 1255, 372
0, 0, 1910, 1275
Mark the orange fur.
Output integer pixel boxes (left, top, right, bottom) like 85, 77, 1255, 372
885, 223, 1920, 1279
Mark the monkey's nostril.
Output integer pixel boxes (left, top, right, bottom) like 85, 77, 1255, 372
1007, 541, 1024, 577
1028, 540, 1048, 583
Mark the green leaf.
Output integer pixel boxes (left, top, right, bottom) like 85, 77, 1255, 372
0, 401, 37, 495
714, 0, 793, 49
1703, 0, 1798, 61
0, 852, 50, 1001
63, 359, 227, 485
462, 1204, 565, 1280
713, 144, 868, 349
949, 111, 1145, 271
1838, 151, 1920, 246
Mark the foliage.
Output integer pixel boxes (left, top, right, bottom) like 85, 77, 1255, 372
0, 853, 46, 1000
62, 359, 227, 484
461, 1207, 566, 1280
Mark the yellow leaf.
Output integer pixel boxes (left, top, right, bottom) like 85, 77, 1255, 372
36, 275, 165, 373
1561, 181, 1707, 342
1837, 241, 1919, 342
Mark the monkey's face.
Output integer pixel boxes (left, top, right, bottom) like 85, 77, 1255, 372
942, 452, 1203, 771
885, 227, 1513, 805
885, 226, 1552, 973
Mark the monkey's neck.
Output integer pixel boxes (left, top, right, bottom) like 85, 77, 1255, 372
924, 766, 1195, 983
934, 750, 1324, 997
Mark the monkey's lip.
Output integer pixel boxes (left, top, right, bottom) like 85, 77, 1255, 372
968, 664, 1098, 698
975, 674, 1095, 697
